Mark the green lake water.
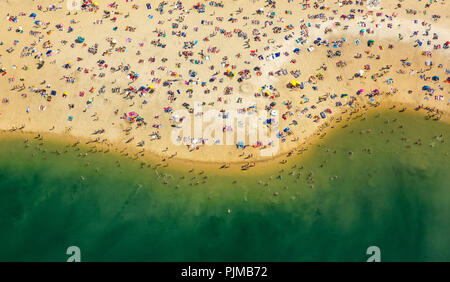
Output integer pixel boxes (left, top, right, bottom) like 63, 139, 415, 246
0, 111, 448, 261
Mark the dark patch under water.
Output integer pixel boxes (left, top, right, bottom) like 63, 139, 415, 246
0, 111, 448, 261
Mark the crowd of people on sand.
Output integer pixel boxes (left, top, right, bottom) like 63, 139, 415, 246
0, 0, 448, 171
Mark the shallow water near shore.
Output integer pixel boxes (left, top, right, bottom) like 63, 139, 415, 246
0, 110, 448, 261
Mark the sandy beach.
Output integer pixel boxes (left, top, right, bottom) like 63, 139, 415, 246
0, 1, 450, 263
0, 0, 449, 169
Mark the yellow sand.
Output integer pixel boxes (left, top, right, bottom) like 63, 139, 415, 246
0, 0, 448, 169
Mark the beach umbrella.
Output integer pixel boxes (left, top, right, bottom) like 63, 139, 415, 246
290, 80, 300, 86
432, 76, 439, 81
422, 85, 430, 90
29, 13, 37, 19
367, 39, 375, 47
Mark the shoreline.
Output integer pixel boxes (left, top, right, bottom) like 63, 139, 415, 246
1, 100, 448, 177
